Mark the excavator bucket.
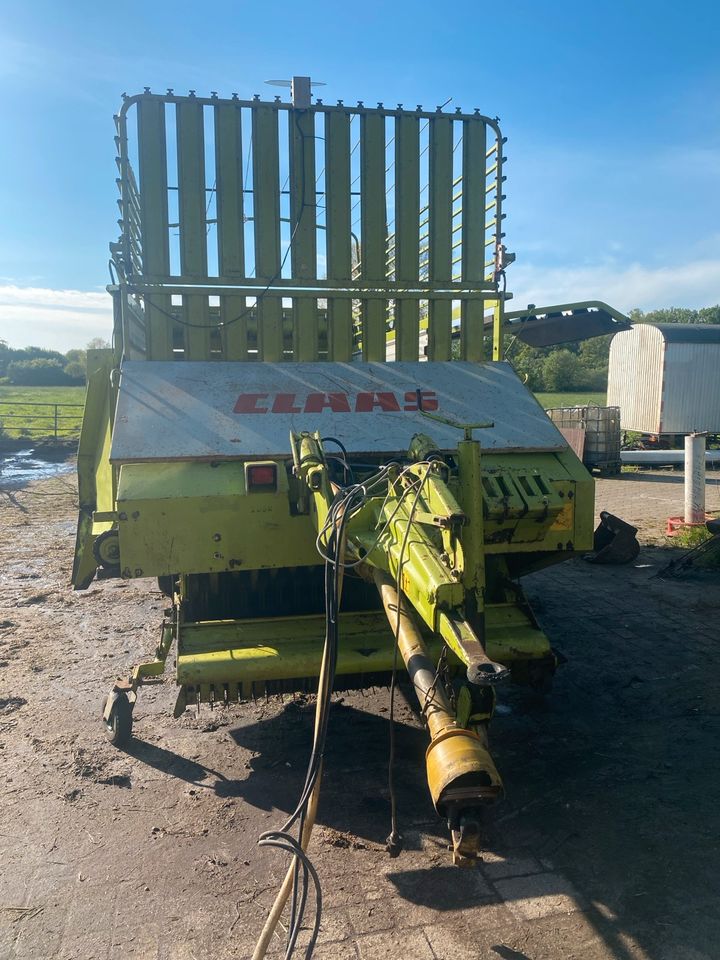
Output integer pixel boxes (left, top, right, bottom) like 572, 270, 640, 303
587, 511, 640, 565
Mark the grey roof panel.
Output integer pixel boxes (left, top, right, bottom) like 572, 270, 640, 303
654, 323, 720, 343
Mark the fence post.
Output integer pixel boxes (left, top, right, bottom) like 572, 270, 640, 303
54, 405, 59, 439
684, 432, 706, 524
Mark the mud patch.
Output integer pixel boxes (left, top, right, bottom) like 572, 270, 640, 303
16, 592, 53, 607
320, 828, 369, 850
0, 696, 27, 715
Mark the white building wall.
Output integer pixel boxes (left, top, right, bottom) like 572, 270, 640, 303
607, 326, 665, 433
608, 325, 720, 433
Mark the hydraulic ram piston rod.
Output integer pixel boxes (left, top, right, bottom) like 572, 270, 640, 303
373, 571, 502, 863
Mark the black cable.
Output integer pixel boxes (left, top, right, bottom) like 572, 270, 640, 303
319, 436, 349, 460
320, 437, 353, 485
259, 476, 360, 959
286, 490, 352, 954
257, 831, 322, 960
258, 460, 434, 954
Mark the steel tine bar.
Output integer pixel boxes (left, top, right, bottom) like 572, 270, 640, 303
394, 112, 420, 360
215, 102, 248, 359
252, 105, 283, 360
325, 111, 353, 361
289, 107, 318, 360
177, 98, 211, 359
136, 98, 173, 358
360, 111, 387, 361
427, 114, 453, 360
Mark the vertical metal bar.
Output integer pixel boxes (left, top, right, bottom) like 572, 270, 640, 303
394, 114, 420, 361
428, 114, 453, 361
214, 103, 247, 360
460, 118, 486, 361
457, 439, 486, 600
685, 433, 706, 523
360, 111, 387, 361
289, 108, 318, 360
137, 99, 173, 359
54, 404, 58, 439
177, 99, 210, 360
324, 110, 353, 361
489, 121, 505, 363
252, 105, 283, 361
492, 302, 503, 361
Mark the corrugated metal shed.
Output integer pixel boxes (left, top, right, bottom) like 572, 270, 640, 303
607, 324, 720, 433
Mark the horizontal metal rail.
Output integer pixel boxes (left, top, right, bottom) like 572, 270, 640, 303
0, 401, 84, 439
128, 280, 497, 297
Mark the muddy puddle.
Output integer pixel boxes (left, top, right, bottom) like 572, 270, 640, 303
0, 447, 75, 490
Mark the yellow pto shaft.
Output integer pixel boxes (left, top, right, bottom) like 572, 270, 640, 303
373, 570, 502, 864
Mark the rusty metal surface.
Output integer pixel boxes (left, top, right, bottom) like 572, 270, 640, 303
556, 426, 586, 459
109, 359, 567, 462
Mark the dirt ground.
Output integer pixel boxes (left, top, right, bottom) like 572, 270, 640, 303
1, 468, 720, 960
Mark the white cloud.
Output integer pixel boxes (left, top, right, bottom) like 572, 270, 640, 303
509, 258, 720, 314
1, 259, 718, 356
0, 285, 113, 352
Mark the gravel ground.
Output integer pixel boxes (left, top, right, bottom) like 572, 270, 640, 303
1, 468, 719, 960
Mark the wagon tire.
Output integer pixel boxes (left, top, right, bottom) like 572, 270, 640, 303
103, 692, 133, 747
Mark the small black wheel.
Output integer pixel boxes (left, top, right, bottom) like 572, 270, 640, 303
103, 692, 133, 747
93, 530, 121, 574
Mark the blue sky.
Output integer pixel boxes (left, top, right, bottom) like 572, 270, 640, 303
1, 0, 719, 349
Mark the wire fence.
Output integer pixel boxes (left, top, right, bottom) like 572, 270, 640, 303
0, 400, 84, 440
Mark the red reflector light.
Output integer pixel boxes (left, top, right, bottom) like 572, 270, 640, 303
246, 463, 277, 491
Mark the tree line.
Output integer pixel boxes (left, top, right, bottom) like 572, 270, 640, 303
0, 338, 111, 386
2, 304, 719, 390
508, 305, 720, 392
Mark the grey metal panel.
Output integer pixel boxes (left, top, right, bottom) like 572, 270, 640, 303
110, 360, 567, 463
660, 341, 720, 432
655, 323, 720, 344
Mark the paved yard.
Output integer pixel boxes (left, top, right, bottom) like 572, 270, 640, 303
595, 468, 720, 543
0, 469, 718, 960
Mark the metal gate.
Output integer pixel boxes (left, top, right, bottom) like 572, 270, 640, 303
112, 82, 506, 363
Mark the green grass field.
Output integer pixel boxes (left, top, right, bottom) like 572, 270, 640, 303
534, 391, 607, 409
0, 385, 86, 439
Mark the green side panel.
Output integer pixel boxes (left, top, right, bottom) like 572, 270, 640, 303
484, 604, 551, 663
252, 105, 283, 361
175, 603, 550, 688
324, 110, 353, 361
360, 111, 387, 361
479, 450, 595, 555
116, 461, 319, 576
214, 103, 248, 360
428, 115, 453, 360
176, 613, 448, 686
394, 114, 420, 361
137, 98, 173, 359
72, 353, 115, 589
460, 119, 486, 361
176, 99, 211, 360
289, 109, 318, 360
